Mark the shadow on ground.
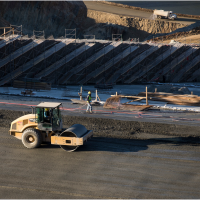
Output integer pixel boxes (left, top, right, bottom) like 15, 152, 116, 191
39, 136, 200, 153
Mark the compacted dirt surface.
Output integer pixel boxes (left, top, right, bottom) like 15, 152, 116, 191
0, 96, 200, 198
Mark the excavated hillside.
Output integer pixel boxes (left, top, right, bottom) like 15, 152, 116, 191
0, 1, 87, 38
83, 1, 200, 41
83, 9, 188, 41
86, 10, 187, 35
0, 1, 196, 41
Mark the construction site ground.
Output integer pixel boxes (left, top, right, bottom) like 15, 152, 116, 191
162, 34, 200, 44
1, 85, 200, 198
1, 2, 200, 198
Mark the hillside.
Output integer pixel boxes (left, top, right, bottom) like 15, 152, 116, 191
0, 1, 87, 38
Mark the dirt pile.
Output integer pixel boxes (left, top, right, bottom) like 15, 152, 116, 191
104, 96, 152, 111
148, 84, 191, 94
0, 1, 87, 38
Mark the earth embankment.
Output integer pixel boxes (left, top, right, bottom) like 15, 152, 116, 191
0, 1, 198, 41
84, 1, 200, 41
87, 10, 187, 35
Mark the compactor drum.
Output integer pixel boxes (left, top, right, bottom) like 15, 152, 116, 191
9, 102, 93, 152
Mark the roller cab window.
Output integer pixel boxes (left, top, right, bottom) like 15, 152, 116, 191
35, 102, 62, 131
52, 107, 61, 129
35, 107, 52, 131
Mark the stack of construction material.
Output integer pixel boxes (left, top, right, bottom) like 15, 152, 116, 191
104, 95, 152, 111
138, 92, 200, 106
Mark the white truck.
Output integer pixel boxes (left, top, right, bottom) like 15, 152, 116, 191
153, 10, 177, 20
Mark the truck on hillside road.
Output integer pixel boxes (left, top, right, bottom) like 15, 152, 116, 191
153, 10, 177, 20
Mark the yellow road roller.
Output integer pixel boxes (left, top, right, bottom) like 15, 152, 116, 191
9, 102, 93, 152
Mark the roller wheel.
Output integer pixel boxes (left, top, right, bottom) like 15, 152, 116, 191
60, 132, 78, 152
22, 128, 42, 149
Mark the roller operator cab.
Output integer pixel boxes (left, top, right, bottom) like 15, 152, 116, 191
9, 102, 93, 152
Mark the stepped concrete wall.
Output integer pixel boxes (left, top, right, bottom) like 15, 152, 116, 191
0, 36, 199, 86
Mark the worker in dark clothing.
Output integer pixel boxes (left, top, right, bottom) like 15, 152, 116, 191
86, 91, 92, 113
44, 108, 51, 122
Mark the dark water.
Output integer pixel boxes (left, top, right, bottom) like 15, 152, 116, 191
111, 1, 200, 15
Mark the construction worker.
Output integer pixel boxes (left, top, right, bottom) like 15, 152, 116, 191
86, 91, 92, 113
44, 108, 51, 122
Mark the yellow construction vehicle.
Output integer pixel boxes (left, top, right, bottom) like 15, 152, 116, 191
9, 102, 93, 152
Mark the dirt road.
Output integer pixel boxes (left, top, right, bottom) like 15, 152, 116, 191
0, 108, 200, 198
84, 1, 198, 25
